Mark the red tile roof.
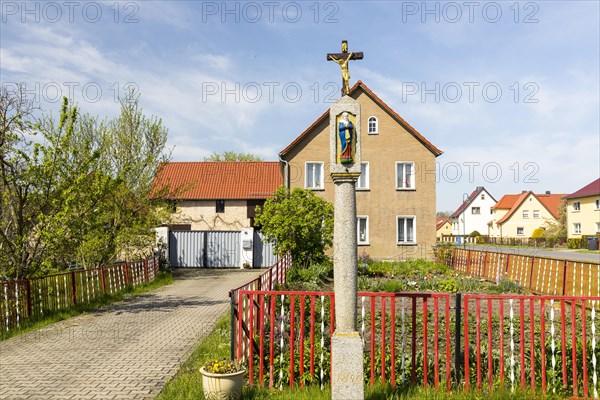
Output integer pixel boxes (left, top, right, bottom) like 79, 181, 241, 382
436, 217, 450, 230
536, 194, 565, 219
564, 178, 600, 199
494, 192, 566, 225
279, 80, 442, 157
493, 194, 522, 210
151, 162, 282, 200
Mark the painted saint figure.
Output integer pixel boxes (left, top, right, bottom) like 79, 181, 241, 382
338, 112, 354, 164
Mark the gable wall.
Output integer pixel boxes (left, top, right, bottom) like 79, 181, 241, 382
284, 90, 437, 260
451, 190, 496, 236
498, 194, 557, 238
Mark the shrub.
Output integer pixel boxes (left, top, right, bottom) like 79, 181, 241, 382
567, 238, 581, 249
433, 243, 454, 266
469, 230, 481, 237
531, 228, 545, 239
380, 280, 404, 292
286, 260, 333, 286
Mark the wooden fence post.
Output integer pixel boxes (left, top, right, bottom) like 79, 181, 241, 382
529, 257, 536, 291
483, 252, 490, 279
25, 279, 32, 318
144, 259, 149, 283
562, 260, 568, 296
71, 272, 77, 305
124, 263, 130, 286
466, 249, 472, 274
100, 267, 106, 294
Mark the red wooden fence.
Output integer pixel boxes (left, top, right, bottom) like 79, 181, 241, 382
234, 290, 453, 391
463, 294, 599, 399
449, 248, 600, 297
229, 253, 292, 359
233, 289, 600, 397
0, 254, 161, 332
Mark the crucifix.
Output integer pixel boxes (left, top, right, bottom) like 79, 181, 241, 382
327, 40, 364, 96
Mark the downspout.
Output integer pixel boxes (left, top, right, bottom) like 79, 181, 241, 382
278, 155, 290, 189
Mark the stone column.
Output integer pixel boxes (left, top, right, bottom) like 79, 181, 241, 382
332, 174, 359, 332
329, 96, 364, 400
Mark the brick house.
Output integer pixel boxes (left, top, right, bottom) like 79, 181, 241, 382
279, 81, 442, 260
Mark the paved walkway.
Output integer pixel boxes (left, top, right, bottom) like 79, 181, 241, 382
0, 268, 262, 400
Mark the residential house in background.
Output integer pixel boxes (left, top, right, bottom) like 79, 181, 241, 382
436, 217, 452, 239
449, 186, 497, 239
565, 178, 600, 238
153, 162, 282, 230
279, 81, 442, 260
151, 162, 282, 268
488, 191, 566, 238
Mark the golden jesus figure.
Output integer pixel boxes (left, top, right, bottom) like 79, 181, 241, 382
328, 52, 353, 95
326, 41, 363, 96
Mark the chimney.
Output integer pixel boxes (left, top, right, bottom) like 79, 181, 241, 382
545, 191, 551, 195
522, 190, 527, 194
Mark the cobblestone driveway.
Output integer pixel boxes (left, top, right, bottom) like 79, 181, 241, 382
0, 269, 261, 400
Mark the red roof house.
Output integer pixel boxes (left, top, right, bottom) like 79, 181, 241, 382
152, 162, 283, 230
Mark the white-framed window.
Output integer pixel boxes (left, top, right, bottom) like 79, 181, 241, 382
573, 223, 581, 234
481, 194, 485, 200
596, 199, 600, 209
596, 222, 600, 233
368, 116, 378, 134
517, 227, 524, 236
356, 162, 369, 190
533, 210, 540, 219
397, 216, 416, 244
357, 216, 369, 245
523, 210, 529, 219
396, 162, 415, 190
305, 162, 324, 189
573, 201, 581, 211
472, 207, 480, 215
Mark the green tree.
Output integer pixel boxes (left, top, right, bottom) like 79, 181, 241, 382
255, 186, 333, 268
204, 151, 261, 161
544, 199, 567, 239
0, 87, 170, 279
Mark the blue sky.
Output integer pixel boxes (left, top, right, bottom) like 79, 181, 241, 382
1, 0, 598, 211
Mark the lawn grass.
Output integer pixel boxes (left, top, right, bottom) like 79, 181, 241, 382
158, 311, 568, 400
0, 271, 173, 341
157, 311, 231, 399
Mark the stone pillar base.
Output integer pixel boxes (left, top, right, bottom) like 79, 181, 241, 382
331, 332, 365, 400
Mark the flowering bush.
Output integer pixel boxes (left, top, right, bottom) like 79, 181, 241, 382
202, 359, 244, 374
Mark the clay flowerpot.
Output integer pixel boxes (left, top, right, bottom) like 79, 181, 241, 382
199, 367, 245, 400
